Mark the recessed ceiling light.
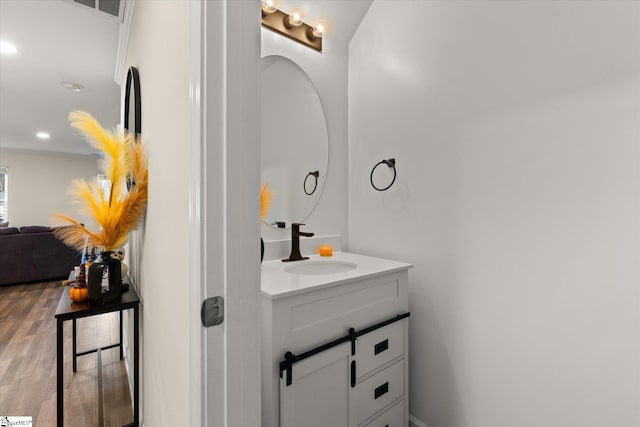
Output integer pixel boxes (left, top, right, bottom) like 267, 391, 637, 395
0, 40, 17, 55
61, 81, 83, 92
36, 132, 50, 140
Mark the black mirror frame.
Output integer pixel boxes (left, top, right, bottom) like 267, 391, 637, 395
124, 67, 141, 192
124, 66, 141, 137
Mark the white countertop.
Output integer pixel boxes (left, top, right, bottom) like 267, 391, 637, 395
261, 251, 412, 300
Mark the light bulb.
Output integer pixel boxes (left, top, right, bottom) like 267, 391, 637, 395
287, 8, 305, 27
261, 0, 279, 14
311, 20, 328, 38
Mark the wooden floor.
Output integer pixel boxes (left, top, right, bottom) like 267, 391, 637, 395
0, 281, 133, 426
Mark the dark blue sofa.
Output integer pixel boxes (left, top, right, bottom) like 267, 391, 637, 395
0, 226, 81, 286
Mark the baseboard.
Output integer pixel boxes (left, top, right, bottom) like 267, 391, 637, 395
409, 414, 429, 427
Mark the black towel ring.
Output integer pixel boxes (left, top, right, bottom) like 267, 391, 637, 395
370, 158, 396, 191
304, 171, 319, 195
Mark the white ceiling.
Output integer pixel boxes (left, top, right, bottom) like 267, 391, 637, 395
0, 0, 371, 157
0, 0, 122, 156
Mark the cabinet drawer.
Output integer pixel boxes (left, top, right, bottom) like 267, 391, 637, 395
357, 319, 405, 377
356, 359, 405, 424
362, 398, 405, 427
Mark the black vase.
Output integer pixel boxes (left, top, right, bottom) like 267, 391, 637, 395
87, 251, 123, 305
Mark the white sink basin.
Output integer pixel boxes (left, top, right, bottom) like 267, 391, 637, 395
284, 260, 357, 275
261, 251, 413, 299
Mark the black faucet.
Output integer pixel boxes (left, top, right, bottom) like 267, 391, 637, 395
282, 223, 314, 262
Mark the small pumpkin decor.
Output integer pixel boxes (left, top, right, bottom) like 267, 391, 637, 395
69, 285, 88, 303
69, 264, 88, 303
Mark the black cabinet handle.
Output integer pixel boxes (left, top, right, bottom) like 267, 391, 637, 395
374, 382, 389, 399
374, 339, 389, 355
351, 361, 356, 388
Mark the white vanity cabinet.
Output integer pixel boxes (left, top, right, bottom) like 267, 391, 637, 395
261, 252, 412, 427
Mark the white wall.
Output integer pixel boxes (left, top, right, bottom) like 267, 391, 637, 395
349, 2, 640, 426
124, 1, 192, 425
0, 148, 97, 227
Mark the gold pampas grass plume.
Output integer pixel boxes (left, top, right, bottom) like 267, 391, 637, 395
260, 183, 273, 220
52, 111, 148, 251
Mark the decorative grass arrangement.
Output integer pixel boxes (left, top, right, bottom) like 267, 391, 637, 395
261, 182, 273, 220
52, 111, 148, 251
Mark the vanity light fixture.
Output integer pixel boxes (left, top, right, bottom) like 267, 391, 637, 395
261, 1, 325, 53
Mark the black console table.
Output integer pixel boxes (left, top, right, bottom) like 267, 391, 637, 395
55, 284, 140, 427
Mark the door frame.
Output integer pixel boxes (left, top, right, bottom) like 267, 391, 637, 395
189, 1, 262, 425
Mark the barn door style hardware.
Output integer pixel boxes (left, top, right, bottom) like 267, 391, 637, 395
279, 312, 410, 386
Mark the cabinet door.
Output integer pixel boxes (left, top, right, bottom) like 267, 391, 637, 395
280, 342, 354, 427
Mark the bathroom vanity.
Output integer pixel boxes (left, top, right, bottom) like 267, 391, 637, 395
261, 251, 412, 427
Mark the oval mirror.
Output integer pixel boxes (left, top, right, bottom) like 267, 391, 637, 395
261, 56, 329, 228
